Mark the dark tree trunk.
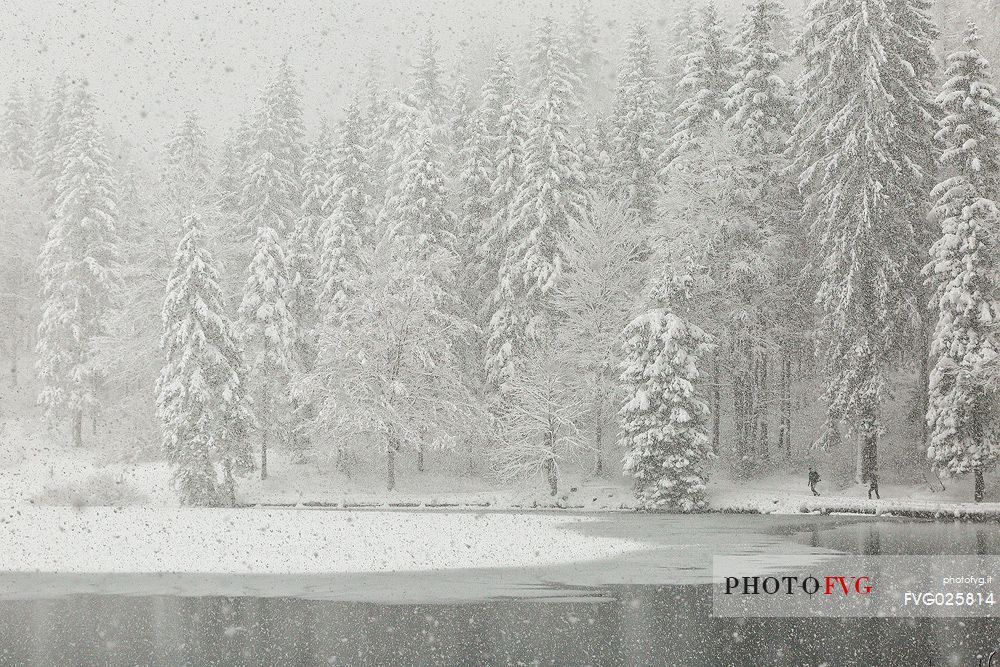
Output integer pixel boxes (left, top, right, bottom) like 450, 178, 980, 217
859, 407, 878, 483
975, 467, 985, 503
593, 387, 605, 477
733, 339, 755, 468
222, 460, 237, 508
711, 356, 721, 453
733, 380, 743, 461
758, 352, 769, 460
261, 437, 268, 480
545, 457, 558, 497
417, 443, 425, 472
777, 352, 786, 455
783, 354, 793, 457
260, 392, 271, 480
917, 323, 930, 449
72, 408, 83, 447
260, 421, 268, 481
288, 396, 303, 462
9, 353, 17, 388
386, 435, 397, 492
336, 446, 348, 475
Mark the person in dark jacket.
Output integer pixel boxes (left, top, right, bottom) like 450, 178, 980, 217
868, 471, 880, 500
808, 468, 820, 496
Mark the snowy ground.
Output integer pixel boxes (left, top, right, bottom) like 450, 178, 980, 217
0, 506, 649, 575
0, 411, 639, 510
706, 470, 1000, 518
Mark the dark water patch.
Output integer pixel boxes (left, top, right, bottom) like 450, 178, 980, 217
0, 586, 995, 666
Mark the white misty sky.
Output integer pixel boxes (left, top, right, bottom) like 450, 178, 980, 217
1, 0, 706, 152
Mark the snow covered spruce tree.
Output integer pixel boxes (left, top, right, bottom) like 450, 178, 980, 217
568, 0, 603, 105
473, 47, 529, 341
456, 110, 494, 303
240, 57, 305, 242
385, 131, 456, 261
662, 3, 699, 103
620, 273, 715, 511
487, 19, 587, 385
237, 56, 305, 476
609, 21, 666, 229
668, 3, 736, 157
239, 224, 294, 480
578, 112, 613, 199
382, 108, 458, 472
360, 65, 400, 221
157, 211, 254, 506
217, 115, 252, 216
411, 28, 447, 128
1, 86, 34, 171
284, 121, 337, 460
925, 24, 1000, 502
727, 0, 794, 161
791, 0, 936, 482
293, 124, 336, 337
34, 75, 70, 205
445, 71, 475, 180
35, 82, 120, 447
162, 110, 212, 208
318, 99, 370, 312
556, 197, 648, 476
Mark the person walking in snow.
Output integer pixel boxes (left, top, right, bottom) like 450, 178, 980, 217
808, 467, 820, 496
868, 471, 880, 500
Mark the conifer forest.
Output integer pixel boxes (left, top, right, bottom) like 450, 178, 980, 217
2, 0, 1000, 512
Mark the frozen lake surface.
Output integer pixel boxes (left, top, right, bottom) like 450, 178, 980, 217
2, 512, 1000, 665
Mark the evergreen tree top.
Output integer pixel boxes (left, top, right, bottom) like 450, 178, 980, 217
55, 82, 119, 225
1, 84, 34, 171
252, 56, 305, 167
481, 46, 522, 119
240, 57, 306, 237
727, 0, 794, 153
163, 110, 212, 204
527, 17, 583, 112
935, 21, 1000, 190
300, 118, 337, 217
669, 2, 738, 154
412, 27, 445, 121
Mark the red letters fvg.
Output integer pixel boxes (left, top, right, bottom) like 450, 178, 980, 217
823, 576, 872, 596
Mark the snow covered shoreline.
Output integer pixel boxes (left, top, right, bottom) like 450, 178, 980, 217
712, 496, 1000, 521
0, 506, 650, 575
708, 484, 1000, 521
243, 496, 1000, 522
